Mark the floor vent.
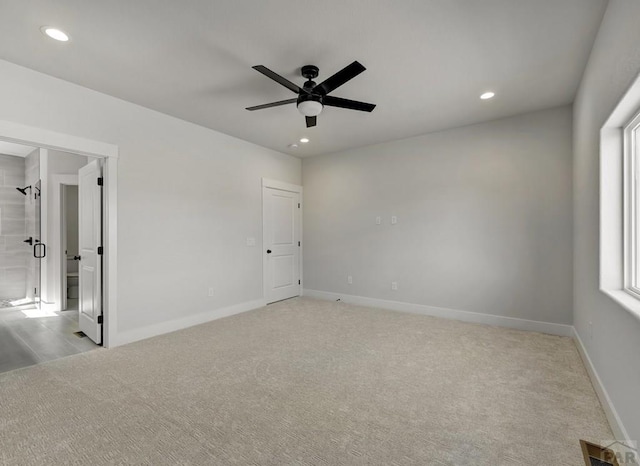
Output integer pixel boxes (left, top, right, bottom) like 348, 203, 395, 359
580, 440, 621, 466
73, 331, 87, 338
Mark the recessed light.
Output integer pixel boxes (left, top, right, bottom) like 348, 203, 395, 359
299, 138, 310, 144
480, 91, 495, 100
41, 27, 70, 42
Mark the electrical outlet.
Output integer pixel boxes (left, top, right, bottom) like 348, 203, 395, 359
391, 216, 397, 224
376, 216, 381, 225
391, 281, 398, 291
208, 287, 215, 297
347, 275, 353, 284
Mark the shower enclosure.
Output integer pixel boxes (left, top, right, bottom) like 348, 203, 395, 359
0, 152, 43, 310
14, 179, 43, 310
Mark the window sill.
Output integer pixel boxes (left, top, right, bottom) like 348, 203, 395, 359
601, 288, 640, 322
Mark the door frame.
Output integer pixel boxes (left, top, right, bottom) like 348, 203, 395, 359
0, 120, 118, 348
262, 178, 303, 303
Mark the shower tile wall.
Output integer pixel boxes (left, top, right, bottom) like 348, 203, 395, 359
0, 154, 27, 299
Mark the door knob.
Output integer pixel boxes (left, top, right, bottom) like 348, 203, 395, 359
266, 249, 272, 254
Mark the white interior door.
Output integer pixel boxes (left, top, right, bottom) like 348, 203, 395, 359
263, 186, 301, 304
78, 160, 102, 344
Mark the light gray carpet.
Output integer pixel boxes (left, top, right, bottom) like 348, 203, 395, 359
0, 297, 611, 465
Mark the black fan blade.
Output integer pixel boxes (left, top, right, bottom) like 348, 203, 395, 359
246, 98, 297, 111
324, 96, 376, 112
252, 65, 309, 94
314, 61, 366, 96
306, 116, 317, 128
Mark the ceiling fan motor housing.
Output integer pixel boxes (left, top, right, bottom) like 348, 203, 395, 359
301, 65, 319, 80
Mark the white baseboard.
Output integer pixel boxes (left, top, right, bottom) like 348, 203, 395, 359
573, 327, 630, 441
113, 298, 266, 347
303, 289, 574, 337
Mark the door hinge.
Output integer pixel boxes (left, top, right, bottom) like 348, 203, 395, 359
97, 315, 103, 324
298, 280, 301, 285
97, 177, 103, 186
298, 241, 300, 247
97, 246, 103, 255
298, 203, 300, 208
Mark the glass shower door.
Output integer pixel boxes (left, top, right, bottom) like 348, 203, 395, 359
33, 180, 44, 309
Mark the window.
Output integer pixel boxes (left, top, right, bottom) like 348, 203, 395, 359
600, 70, 640, 317
624, 108, 640, 299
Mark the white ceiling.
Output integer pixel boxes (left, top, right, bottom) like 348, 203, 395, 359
0, 0, 606, 157
0, 141, 37, 157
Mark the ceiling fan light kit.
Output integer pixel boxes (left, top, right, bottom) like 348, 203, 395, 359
246, 61, 376, 128
297, 96, 323, 117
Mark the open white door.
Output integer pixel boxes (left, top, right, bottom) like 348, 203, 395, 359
78, 160, 103, 344
263, 185, 301, 304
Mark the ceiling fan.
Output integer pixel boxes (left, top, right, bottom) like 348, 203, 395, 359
246, 61, 376, 128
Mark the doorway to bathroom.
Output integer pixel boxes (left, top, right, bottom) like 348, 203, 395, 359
0, 144, 101, 374
61, 183, 80, 312
45, 157, 104, 347
0, 122, 118, 350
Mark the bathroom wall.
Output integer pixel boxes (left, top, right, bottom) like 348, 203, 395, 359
43, 150, 87, 305
0, 153, 27, 299
64, 185, 79, 274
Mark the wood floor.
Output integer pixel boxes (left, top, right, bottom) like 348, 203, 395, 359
0, 305, 98, 374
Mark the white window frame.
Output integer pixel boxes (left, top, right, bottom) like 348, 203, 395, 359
600, 68, 640, 320
623, 109, 640, 300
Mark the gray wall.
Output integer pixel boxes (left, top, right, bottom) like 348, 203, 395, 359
573, 0, 640, 441
303, 106, 573, 325
64, 185, 79, 258
0, 58, 301, 338
0, 154, 26, 299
